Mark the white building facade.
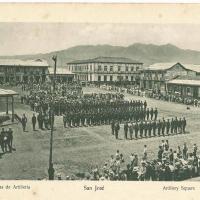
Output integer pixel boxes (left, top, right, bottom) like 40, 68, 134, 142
66, 57, 143, 84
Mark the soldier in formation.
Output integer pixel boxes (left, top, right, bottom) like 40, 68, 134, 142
62, 103, 159, 128
112, 117, 187, 140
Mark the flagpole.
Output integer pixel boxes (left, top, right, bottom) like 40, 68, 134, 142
48, 55, 57, 180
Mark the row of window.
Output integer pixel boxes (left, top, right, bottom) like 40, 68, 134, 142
68, 65, 141, 72
97, 65, 140, 72
97, 75, 136, 81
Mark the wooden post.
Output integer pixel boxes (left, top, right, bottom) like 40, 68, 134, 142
11, 96, 14, 122
48, 55, 57, 180
6, 97, 8, 114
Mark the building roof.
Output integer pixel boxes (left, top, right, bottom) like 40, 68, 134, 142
147, 62, 200, 73
0, 59, 49, 67
67, 57, 143, 64
0, 89, 18, 97
146, 62, 178, 71
180, 63, 200, 73
168, 79, 200, 87
48, 67, 74, 75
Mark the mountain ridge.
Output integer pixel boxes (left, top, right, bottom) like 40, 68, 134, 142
1, 43, 200, 67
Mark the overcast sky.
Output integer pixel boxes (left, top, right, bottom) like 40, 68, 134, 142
0, 23, 200, 55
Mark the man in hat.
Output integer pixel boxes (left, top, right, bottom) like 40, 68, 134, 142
21, 113, 28, 132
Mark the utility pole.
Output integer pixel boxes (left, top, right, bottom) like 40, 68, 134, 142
48, 55, 57, 180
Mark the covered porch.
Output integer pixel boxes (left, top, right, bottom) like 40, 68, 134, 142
0, 89, 18, 123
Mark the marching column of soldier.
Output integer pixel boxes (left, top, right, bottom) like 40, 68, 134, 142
111, 117, 187, 140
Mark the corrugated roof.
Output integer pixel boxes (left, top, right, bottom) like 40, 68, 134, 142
147, 62, 178, 71
0, 89, 18, 96
48, 67, 74, 75
67, 57, 142, 64
180, 63, 200, 73
0, 59, 49, 67
168, 79, 200, 86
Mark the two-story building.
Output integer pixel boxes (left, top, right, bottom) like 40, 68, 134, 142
0, 59, 49, 84
66, 57, 143, 85
140, 62, 197, 92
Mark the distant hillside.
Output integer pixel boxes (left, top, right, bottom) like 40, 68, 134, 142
1, 43, 200, 67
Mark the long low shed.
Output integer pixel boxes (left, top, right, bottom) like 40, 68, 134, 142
167, 79, 200, 98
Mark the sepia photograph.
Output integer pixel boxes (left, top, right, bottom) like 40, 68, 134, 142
0, 4, 200, 185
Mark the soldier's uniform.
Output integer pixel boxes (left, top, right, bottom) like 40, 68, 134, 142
111, 120, 115, 135
150, 108, 154, 120
182, 117, 186, 133
144, 122, 148, 137
146, 108, 150, 120
166, 119, 170, 135
157, 120, 161, 136
154, 108, 158, 121
152, 120, 157, 136
129, 123, 134, 140
174, 117, 178, 134
170, 118, 174, 134
139, 121, 144, 138
148, 121, 152, 137
114, 122, 120, 139
135, 122, 139, 138
124, 122, 129, 139
161, 119, 166, 136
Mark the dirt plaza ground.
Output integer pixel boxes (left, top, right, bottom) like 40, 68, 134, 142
0, 86, 200, 180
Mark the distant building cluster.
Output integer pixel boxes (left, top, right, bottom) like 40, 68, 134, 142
1, 56, 200, 99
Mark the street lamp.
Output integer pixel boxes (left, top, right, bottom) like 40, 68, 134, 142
48, 55, 57, 180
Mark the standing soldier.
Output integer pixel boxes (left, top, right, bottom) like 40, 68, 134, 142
178, 118, 182, 134
124, 122, 129, 140
139, 121, 144, 138
170, 118, 174, 134
144, 100, 147, 110
157, 120, 161, 136
152, 120, 157, 137
154, 108, 158, 121
21, 113, 28, 132
114, 122, 120, 140
111, 120, 115, 135
32, 113, 37, 131
161, 118, 166, 136
148, 121, 152, 137
166, 119, 170, 135
174, 117, 178, 134
135, 122, 139, 139
7, 127, 13, 153
150, 108, 154, 120
144, 122, 148, 138
129, 123, 134, 140
182, 117, 187, 133
146, 108, 150, 120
